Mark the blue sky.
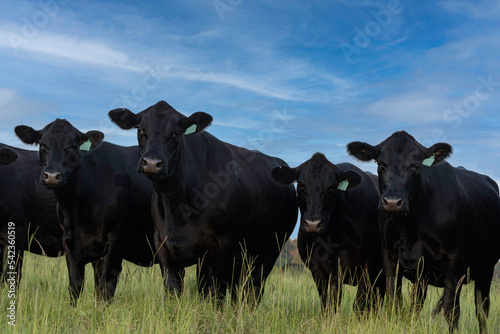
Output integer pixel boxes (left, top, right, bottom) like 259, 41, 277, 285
1, 0, 500, 238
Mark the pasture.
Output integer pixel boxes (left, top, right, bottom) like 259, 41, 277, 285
1, 252, 499, 333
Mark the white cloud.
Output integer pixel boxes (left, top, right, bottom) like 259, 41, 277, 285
0, 27, 143, 72
0, 27, 355, 103
440, 1, 500, 20
363, 86, 452, 123
0, 88, 52, 122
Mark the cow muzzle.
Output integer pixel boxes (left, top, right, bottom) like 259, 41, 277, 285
303, 219, 322, 233
139, 156, 165, 175
42, 170, 63, 188
380, 195, 406, 212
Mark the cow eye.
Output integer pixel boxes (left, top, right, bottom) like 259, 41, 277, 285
325, 186, 337, 200
172, 130, 183, 138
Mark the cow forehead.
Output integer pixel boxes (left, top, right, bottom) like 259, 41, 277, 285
379, 137, 424, 165
301, 161, 337, 185
41, 120, 81, 144
141, 108, 184, 128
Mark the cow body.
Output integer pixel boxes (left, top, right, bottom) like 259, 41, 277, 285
348, 131, 500, 333
272, 153, 384, 311
109, 101, 298, 304
0, 144, 62, 286
15, 120, 156, 304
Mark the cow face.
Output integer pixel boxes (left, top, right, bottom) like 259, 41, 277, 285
272, 153, 361, 234
347, 131, 451, 213
15, 119, 104, 189
108, 101, 212, 182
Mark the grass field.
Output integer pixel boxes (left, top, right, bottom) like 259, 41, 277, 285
1, 253, 499, 333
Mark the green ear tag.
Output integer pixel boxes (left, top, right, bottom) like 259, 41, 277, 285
421, 154, 435, 167
337, 179, 349, 191
79, 140, 91, 151
185, 124, 197, 135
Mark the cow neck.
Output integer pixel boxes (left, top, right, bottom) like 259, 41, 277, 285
52, 154, 89, 209
156, 135, 205, 212
160, 135, 214, 224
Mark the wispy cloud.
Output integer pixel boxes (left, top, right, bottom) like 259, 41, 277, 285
362, 86, 452, 123
0, 27, 142, 72
440, 0, 500, 20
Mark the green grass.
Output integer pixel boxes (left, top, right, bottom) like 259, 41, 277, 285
1, 253, 499, 333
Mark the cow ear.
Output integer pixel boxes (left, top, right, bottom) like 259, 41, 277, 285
179, 112, 213, 135
15, 125, 41, 145
79, 131, 104, 151
271, 166, 298, 185
347, 141, 379, 162
0, 148, 18, 165
337, 170, 362, 191
108, 108, 141, 130
426, 142, 452, 163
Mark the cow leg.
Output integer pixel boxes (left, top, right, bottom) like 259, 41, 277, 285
382, 248, 402, 308
474, 277, 492, 334
65, 252, 85, 307
241, 263, 264, 309
433, 275, 463, 333
96, 239, 125, 303
246, 257, 277, 308
240, 254, 268, 308
197, 260, 212, 299
354, 267, 373, 312
205, 268, 227, 307
91, 259, 103, 295
314, 274, 341, 312
155, 237, 185, 297
165, 266, 185, 297
410, 278, 428, 314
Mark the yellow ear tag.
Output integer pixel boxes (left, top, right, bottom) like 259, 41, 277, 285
337, 179, 349, 191
79, 140, 91, 151
185, 124, 197, 135
421, 154, 435, 167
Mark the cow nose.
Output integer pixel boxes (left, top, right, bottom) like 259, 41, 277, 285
381, 196, 404, 212
304, 219, 322, 233
43, 171, 62, 185
141, 157, 164, 174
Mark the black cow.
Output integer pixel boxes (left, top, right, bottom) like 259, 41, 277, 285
15, 119, 156, 305
347, 131, 500, 333
271, 153, 385, 311
0, 144, 63, 287
108, 101, 298, 304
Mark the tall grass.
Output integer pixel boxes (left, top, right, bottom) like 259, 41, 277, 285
0, 253, 498, 333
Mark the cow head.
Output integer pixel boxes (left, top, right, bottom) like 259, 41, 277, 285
15, 119, 104, 189
108, 101, 213, 182
271, 153, 361, 234
347, 131, 451, 213
0, 148, 18, 166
